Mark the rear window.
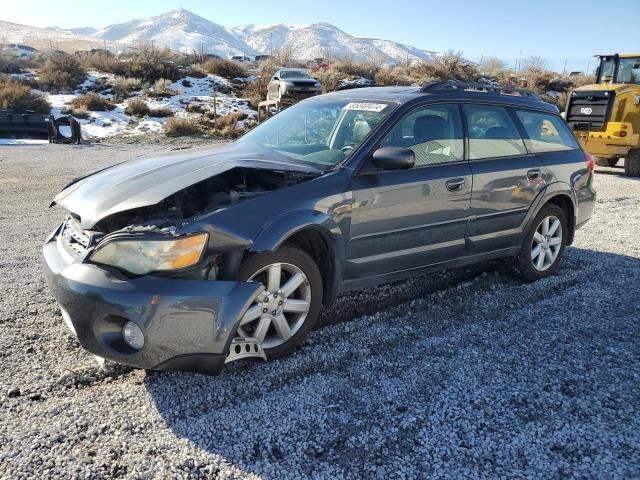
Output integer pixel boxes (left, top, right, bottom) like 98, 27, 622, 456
515, 110, 580, 153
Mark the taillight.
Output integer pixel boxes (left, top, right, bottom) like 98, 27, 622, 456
584, 151, 595, 173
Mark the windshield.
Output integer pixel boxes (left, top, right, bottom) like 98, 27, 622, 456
280, 70, 311, 79
599, 57, 640, 84
238, 99, 395, 169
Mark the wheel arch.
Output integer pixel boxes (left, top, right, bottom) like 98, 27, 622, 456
527, 183, 577, 246
250, 210, 345, 306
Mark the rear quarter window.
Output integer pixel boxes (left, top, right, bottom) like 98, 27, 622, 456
515, 110, 580, 153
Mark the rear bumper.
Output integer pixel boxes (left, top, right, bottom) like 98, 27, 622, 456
573, 122, 639, 157
43, 227, 263, 375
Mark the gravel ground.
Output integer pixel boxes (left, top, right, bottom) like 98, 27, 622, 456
0, 143, 639, 479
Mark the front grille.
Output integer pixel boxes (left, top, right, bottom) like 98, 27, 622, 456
61, 216, 92, 257
292, 81, 315, 88
566, 90, 615, 130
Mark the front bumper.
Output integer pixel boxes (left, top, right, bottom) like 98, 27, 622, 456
43, 226, 263, 375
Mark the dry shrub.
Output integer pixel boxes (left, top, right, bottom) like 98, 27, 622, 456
429, 50, 479, 82
60, 105, 90, 119
203, 59, 247, 79
242, 65, 277, 107
38, 53, 86, 92
124, 98, 149, 117
113, 76, 143, 98
82, 51, 119, 72
70, 93, 115, 111
215, 111, 248, 129
374, 67, 414, 86
0, 79, 50, 113
114, 45, 181, 83
164, 117, 203, 136
331, 57, 380, 79
185, 102, 205, 114
150, 78, 176, 98
148, 106, 173, 117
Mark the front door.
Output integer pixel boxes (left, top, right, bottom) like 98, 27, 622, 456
345, 103, 472, 281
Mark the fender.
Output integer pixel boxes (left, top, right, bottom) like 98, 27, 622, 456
522, 181, 577, 244
251, 209, 347, 305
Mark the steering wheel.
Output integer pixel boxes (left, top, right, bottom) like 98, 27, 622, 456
341, 145, 354, 154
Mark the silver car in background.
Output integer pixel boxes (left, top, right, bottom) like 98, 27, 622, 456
266, 68, 322, 103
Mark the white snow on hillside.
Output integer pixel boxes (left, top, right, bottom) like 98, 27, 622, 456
1, 9, 437, 64
42, 71, 256, 139
238, 23, 437, 64
91, 9, 253, 57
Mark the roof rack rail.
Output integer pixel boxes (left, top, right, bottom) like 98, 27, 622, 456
421, 81, 542, 100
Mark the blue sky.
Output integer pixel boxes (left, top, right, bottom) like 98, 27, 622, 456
2, 0, 639, 71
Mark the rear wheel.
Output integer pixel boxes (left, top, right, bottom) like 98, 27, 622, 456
236, 246, 323, 359
515, 204, 567, 281
624, 149, 640, 177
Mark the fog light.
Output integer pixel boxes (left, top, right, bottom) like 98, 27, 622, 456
122, 321, 145, 350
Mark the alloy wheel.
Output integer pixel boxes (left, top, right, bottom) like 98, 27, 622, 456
530, 215, 563, 271
236, 263, 311, 349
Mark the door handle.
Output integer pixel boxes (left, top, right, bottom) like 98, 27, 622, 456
445, 178, 465, 192
527, 168, 542, 180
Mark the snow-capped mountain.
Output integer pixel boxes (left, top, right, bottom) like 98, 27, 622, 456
235, 22, 437, 64
0, 9, 436, 64
91, 9, 254, 57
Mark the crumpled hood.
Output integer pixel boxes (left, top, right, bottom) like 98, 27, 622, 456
53, 142, 320, 229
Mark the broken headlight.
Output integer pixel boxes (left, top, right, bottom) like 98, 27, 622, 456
89, 233, 209, 275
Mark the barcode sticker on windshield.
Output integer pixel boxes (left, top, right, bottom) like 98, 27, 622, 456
343, 103, 387, 112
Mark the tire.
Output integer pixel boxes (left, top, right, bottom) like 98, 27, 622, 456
236, 245, 323, 360
624, 149, 640, 177
515, 204, 568, 281
595, 157, 618, 167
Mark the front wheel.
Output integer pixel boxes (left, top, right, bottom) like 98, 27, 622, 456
235, 246, 323, 359
515, 204, 567, 281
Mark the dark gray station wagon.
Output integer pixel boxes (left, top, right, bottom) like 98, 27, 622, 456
43, 82, 596, 374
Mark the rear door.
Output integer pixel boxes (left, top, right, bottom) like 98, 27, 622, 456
464, 104, 545, 254
345, 103, 472, 281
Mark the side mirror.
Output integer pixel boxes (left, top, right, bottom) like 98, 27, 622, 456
372, 147, 415, 170
273, 76, 279, 81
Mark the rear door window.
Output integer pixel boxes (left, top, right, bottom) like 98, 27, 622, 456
515, 110, 580, 153
464, 105, 527, 159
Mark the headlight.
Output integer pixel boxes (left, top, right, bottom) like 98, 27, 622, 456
314, 82, 321, 88
282, 81, 295, 87
89, 233, 208, 275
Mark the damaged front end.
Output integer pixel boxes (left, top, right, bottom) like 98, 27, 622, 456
43, 145, 320, 374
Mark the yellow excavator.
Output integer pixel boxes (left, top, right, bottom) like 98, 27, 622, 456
565, 54, 640, 176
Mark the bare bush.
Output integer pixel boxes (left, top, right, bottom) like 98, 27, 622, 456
114, 45, 181, 83
70, 93, 115, 112
242, 65, 277, 107
38, 53, 86, 92
124, 98, 149, 117
150, 78, 176, 98
481, 57, 507, 75
331, 56, 381, 79
112, 77, 143, 99
203, 59, 248, 79
429, 50, 479, 82
521, 56, 549, 74
0, 80, 50, 113
149, 106, 174, 117
164, 117, 203, 136
82, 51, 119, 72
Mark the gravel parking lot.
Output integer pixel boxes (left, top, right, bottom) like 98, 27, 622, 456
0, 143, 639, 479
